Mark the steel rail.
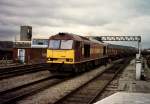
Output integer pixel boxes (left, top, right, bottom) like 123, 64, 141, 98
53, 58, 131, 104
0, 74, 72, 104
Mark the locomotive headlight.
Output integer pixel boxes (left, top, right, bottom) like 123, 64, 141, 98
69, 59, 73, 62
47, 58, 53, 61
66, 58, 69, 62
66, 58, 73, 62
47, 58, 50, 61
50, 58, 53, 61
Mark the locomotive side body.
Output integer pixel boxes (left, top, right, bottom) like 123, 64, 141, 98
47, 33, 136, 72
47, 33, 106, 72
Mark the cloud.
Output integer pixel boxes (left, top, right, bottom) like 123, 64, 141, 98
0, 0, 150, 48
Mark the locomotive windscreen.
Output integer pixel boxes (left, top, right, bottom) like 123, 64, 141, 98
49, 40, 73, 49
49, 40, 60, 49
60, 40, 73, 49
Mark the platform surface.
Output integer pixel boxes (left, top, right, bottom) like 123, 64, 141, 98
118, 59, 150, 93
94, 92, 150, 104
95, 59, 150, 104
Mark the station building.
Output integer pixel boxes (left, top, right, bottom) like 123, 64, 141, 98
0, 41, 13, 60
13, 26, 49, 64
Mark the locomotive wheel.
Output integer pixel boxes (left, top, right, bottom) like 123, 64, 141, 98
89, 62, 93, 69
83, 63, 87, 71
78, 64, 82, 72
74, 66, 79, 73
81, 64, 85, 72
87, 62, 91, 70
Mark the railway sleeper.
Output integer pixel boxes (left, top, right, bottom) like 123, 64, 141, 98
54, 58, 131, 104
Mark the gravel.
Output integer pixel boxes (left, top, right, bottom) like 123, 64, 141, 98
17, 64, 113, 104
0, 70, 51, 92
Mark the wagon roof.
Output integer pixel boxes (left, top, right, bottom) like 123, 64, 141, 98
87, 37, 107, 45
108, 44, 136, 49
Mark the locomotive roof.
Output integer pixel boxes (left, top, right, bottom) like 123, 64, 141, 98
49, 33, 136, 50
49, 32, 90, 41
88, 37, 107, 45
50, 32, 110, 45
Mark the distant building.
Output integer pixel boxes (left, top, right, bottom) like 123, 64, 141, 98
0, 41, 13, 51
0, 41, 13, 60
20, 26, 32, 41
13, 38, 49, 64
31, 38, 49, 48
13, 41, 31, 48
13, 26, 49, 63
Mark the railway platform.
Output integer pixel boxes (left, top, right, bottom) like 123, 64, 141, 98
94, 59, 150, 104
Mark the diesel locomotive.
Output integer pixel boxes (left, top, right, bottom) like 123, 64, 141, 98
47, 32, 136, 72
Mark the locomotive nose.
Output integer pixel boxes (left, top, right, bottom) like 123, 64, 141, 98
53, 50, 67, 58
47, 49, 74, 64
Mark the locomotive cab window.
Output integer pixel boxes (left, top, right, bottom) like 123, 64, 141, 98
60, 40, 73, 49
49, 40, 73, 49
49, 40, 60, 49
84, 44, 90, 58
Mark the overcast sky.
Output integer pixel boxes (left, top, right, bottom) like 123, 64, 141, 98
0, 0, 150, 48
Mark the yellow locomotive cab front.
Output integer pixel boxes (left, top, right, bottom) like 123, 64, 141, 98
47, 49, 74, 64
47, 39, 75, 64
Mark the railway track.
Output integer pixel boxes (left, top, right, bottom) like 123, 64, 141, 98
53, 58, 131, 104
0, 73, 72, 104
0, 63, 51, 79
94, 65, 123, 101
